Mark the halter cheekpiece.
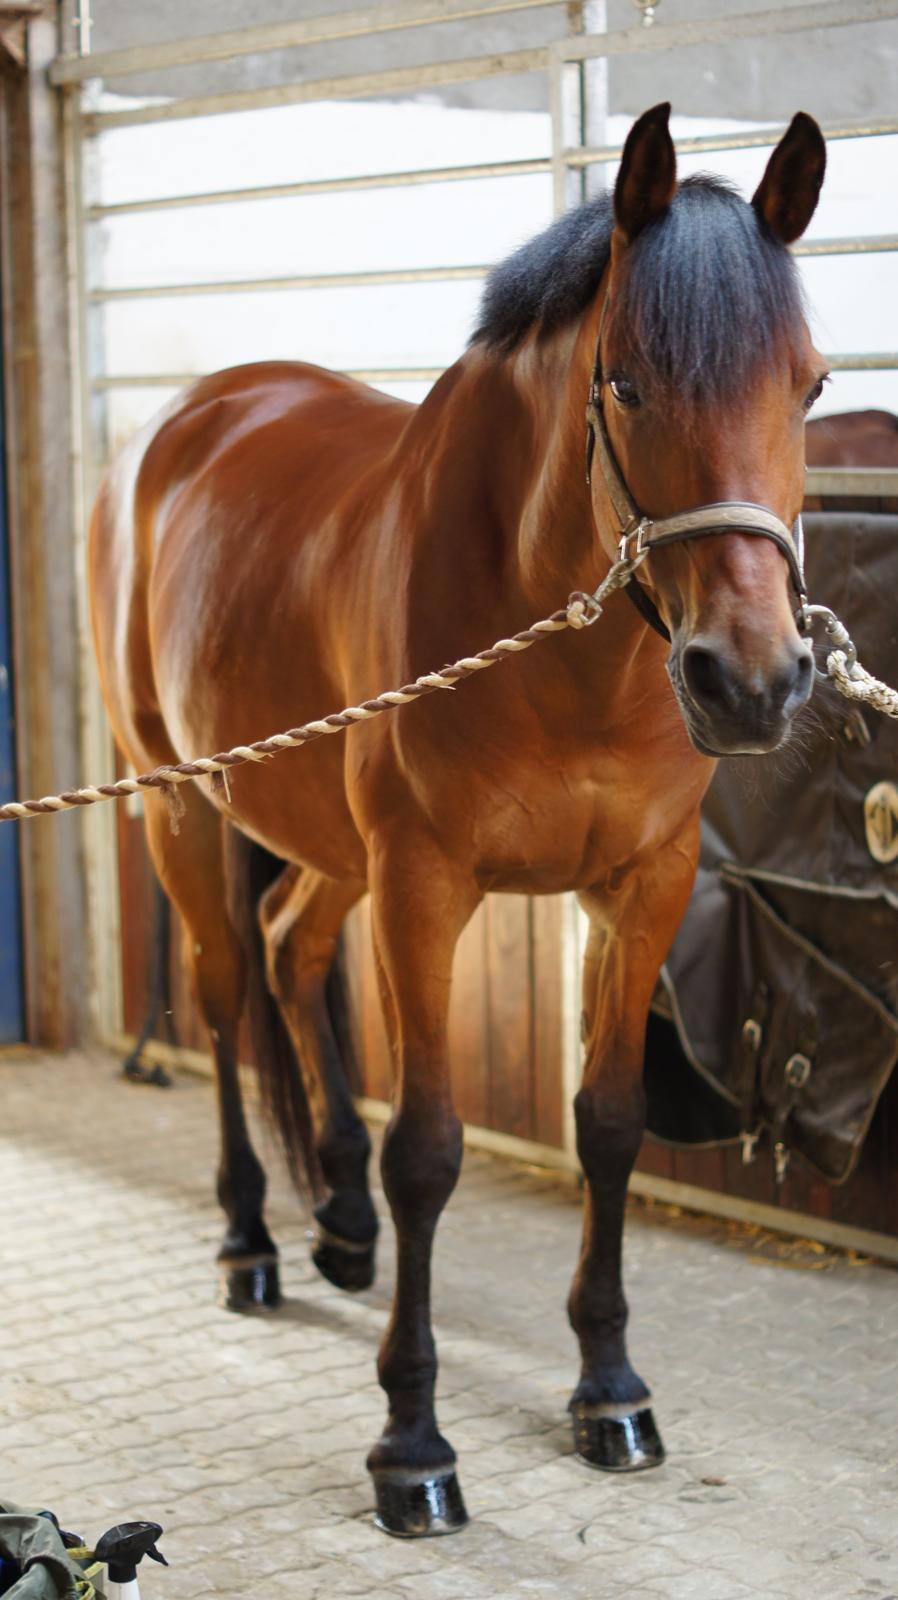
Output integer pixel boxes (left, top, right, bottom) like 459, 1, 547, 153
584, 312, 808, 643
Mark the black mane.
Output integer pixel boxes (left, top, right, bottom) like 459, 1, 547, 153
472, 176, 807, 407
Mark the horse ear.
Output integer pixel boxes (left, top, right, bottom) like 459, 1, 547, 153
613, 102, 676, 244
752, 112, 826, 244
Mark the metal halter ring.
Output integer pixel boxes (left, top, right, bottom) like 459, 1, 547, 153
800, 603, 858, 683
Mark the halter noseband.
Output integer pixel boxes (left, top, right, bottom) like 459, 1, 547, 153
584, 320, 808, 644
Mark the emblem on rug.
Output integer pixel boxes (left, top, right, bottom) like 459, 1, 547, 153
864, 781, 898, 863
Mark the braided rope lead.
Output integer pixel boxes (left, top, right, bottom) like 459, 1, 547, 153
4, 558, 894, 823
0, 557, 639, 822
826, 651, 898, 718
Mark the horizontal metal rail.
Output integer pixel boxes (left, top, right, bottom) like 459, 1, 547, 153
93, 368, 445, 388
805, 468, 898, 496
71, 5, 898, 134
93, 354, 898, 390
554, 0, 898, 61
85, 116, 896, 223
50, 0, 561, 86
81, 48, 549, 132
827, 353, 898, 370
92, 265, 491, 302
565, 116, 898, 171
794, 235, 898, 259
88, 157, 551, 220
93, 238, 898, 304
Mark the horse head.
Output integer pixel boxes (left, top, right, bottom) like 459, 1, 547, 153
593, 103, 828, 756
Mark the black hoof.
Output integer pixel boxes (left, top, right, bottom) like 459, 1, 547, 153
219, 1257, 281, 1313
371, 1468, 468, 1538
572, 1404, 665, 1472
310, 1224, 376, 1292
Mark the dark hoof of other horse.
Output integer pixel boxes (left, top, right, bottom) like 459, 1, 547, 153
219, 1257, 281, 1313
310, 1225, 376, 1292
572, 1404, 665, 1472
122, 1057, 173, 1087
371, 1468, 468, 1538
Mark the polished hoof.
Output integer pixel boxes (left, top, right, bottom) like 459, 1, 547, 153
572, 1404, 665, 1472
310, 1224, 376, 1292
371, 1468, 469, 1538
219, 1256, 281, 1313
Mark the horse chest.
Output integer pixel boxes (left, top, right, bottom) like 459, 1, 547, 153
461, 751, 701, 896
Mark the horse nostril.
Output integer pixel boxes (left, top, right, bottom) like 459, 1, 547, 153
784, 645, 814, 710
681, 644, 735, 710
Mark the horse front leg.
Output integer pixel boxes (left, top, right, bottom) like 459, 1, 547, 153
365, 837, 481, 1538
569, 827, 698, 1471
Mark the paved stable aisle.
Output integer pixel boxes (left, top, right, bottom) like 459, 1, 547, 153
0, 1053, 895, 1599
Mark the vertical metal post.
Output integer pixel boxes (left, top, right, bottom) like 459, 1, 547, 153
550, 0, 608, 214
62, 61, 124, 1044
580, 0, 607, 198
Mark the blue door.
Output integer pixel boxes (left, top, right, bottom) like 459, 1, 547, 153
0, 297, 24, 1041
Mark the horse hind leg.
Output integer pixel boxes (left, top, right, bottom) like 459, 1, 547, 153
142, 787, 281, 1312
259, 867, 378, 1291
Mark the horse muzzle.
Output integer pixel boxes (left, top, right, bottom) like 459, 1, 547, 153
670, 633, 815, 756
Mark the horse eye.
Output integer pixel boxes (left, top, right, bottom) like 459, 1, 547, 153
609, 374, 640, 409
803, 378, 826, 413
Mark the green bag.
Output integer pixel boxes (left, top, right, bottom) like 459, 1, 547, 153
0, 1503, 105, 1600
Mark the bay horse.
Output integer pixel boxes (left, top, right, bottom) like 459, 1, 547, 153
89, 104, 827, 1537
805, 407, 898, 511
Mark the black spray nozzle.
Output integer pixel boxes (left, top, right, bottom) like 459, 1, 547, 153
95, 1522, 168, 1584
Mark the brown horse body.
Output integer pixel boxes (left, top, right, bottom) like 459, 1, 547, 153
90, 105, 827, 1534
805, 407, 898, 511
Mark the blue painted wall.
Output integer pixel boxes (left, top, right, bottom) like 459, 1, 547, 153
0, 291, 25, 1042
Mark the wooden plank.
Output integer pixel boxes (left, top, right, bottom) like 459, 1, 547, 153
115, 805, 152, 1040
531, 895, 564, 1149
484, 894, 534, 1140
448, 904, 490, 1129
635, 1139, 675, 1180
0, 18, 89, 1045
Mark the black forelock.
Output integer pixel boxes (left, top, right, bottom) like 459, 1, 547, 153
472, 176, 808, 407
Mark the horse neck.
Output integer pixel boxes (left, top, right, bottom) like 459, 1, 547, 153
393, 297, 653, 693
482, 303, 613, 614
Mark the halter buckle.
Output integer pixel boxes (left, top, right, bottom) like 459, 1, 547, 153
619, 519, 652, 563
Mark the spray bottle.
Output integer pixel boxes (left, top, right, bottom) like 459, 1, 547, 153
93, 1523, 167, 1600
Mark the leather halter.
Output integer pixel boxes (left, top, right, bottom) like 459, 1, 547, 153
584, 328, 808, 644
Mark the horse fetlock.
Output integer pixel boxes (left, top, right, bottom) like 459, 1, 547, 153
311, 1190, 378, 1291
367, 1417, 457, 1477
314, 1189, 378, 1247
569, 1359, 650, 1411
217, 1212, 277, 1263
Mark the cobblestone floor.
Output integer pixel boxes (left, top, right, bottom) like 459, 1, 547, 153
0, 1050, 896, 1599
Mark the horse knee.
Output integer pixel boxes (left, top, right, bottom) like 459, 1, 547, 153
573, 1084, 645, 1176
381, 1108, 463, 1226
